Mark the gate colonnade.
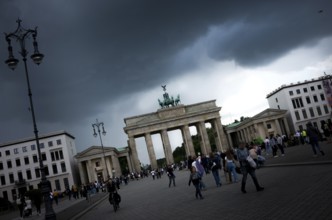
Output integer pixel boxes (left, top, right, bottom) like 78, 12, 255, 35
124, 100, 227, 172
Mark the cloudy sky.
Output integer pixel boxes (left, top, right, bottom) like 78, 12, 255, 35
1, 0, 331, 164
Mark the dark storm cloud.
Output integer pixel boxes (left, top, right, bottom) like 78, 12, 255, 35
0, 0, 331, 145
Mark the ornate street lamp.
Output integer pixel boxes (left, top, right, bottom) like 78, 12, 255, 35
4, 19, 55, 219
92, 119, 110, 180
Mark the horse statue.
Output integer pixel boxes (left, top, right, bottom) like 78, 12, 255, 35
174, 94, 181, 105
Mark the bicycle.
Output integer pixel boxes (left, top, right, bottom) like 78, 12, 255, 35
108, 191, 121, 212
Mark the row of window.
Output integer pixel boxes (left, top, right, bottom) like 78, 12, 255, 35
0, 139, 62, 157
294, 105, 330, 121
291, 94, 326, 109
289, 84, 322, 96
0, 162, 67, 186
0, 150, 64, 170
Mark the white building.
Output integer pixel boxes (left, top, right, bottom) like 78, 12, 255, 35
0, 131, 78, 202
266, 75, 332, 133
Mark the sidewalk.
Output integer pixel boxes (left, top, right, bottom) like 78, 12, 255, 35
1, 141, 331, 220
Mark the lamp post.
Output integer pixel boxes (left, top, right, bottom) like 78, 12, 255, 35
92, 119, 110, 180
4, 19, 56, 219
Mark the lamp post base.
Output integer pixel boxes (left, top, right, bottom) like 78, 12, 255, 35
40, 179, 56, 220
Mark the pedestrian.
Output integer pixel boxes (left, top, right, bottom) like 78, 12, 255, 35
209, 152, 222, 187
306, 122, 325, 157
276, 134, 285, 156
188, 166, 203, 199
264, 136, 272, 156
53, 189, 59, 205
236, 142, 264, 194
24, 196, 32, 217
166, 164, 176, 187
192, 155, 206, 190
16, 195, 25, 219
225, 150, 238, 183
34, 190, 42, 216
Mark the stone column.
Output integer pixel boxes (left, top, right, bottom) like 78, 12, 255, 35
86, 160, 94, 183
78, 161, 86, 185
283, 118, 291, 136
128, 136, 141, 172
145, 133, 158, 170
126, 153, 133, 173
275, 119, 282, 135
196, 121, 211, 155
100, 156, 108, 180
211, 118, 224, 152
111, 154, 122, 177
181, 125, 195, 157
263, 121, 269, 137
161, 129, 174, 165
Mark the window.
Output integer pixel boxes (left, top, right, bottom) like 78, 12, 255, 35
42, 153, 47, 161
292, 98, 304, 109
31, 144, 36, 151
277, 105, 280, 109
55, 151, 59, 160
55, 179, 61, 191
51, 152, 55, 161
310, 86, 315, 91
14, 148, 19, 154
40, 143, 45, 149
35, 168, 40, 178
17, 172, 23, 181
61, 162, 66, 173
5, 150, 10, 156
9, 173, 14, 183
320, 94, 325, 101
324, 105, 329, 114
302, 109, 308, 119
59, 150, 64, 160
289, 91, 294, 96
309, 108, 315, 117
306, 97, 311, 104
295, 111, 300, 120
22, 146, 27, 153
296, 89, 300, 94
96, 161, 100, 167
318, 85, 322, 90
24, 157, 29, 165
313, 95, 318, 102
303, 88, 308, 93
317, 106, 322, 116
26, 170, 32, 180
44, 166, 49, 176
267, 124, 272, 129
275, 98, 278, 102
63, 178, 69, 189
33, 155, 38, 163
16, 159, 21, 167
0, 176, 6, 186
7, 160, 12, 169
48, 141, 53, 147
52, 164, 58, 174
0, 152, 1, 157
0, 162, 3, 170
56, 139, 62, 145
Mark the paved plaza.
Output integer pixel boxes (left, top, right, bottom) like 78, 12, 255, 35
2, 141, 332, 220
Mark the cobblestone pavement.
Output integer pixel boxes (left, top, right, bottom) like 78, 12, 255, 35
2, 141, 331, 220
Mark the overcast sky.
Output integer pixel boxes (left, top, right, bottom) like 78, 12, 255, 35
1, 0, 331, 164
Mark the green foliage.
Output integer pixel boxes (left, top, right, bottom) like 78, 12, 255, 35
252, 137, 264, 145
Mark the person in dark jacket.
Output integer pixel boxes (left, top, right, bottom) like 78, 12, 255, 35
307, 122, 325, 156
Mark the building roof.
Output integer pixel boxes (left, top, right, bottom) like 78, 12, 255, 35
266, 74, 331, 98
0, 130, 75, 147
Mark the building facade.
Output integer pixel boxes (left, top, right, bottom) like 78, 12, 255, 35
75, 146, 131, 184
266, 75, 332, 133
225, 109, 290, 148
0, 131, 78, 202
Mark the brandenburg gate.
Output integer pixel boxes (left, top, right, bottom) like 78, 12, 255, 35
123, 99, 227, 172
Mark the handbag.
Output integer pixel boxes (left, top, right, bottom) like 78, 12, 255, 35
246, 155, 257, 168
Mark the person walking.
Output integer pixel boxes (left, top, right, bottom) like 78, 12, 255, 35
236, 142, 264, 194
16, 195, 25, 219
188, 166, 203, 199
209, 152, 222, 187
307, 122, 325, 157
225, 150, 238, 183
166, 164, 176, 187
